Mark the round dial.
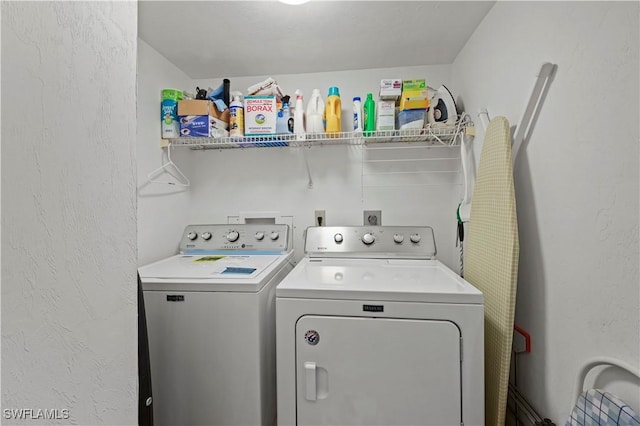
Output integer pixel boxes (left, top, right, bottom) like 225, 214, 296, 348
410, 233, 421, 243
255, 232, 265, 241
226, 230, 239, 242
334, 233, 343, 243
201, 232, 212, 241
361, 233, 375, 245
393, 233, 404, 243
270, 231, 279, 241
187, 231, 198, 241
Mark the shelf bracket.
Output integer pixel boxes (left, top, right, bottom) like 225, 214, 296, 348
478, 62, 557, 166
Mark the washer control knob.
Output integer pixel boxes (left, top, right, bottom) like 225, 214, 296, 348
270, 231, 279, 241
362, 233, 375, 245
334, 233, 344, 243
187, 231, 198, 241
410, 233, 421, 243
226, 230, 239, 242
393, 233, 405, 244
255, 232, 265, 241
201, 232, 212, 241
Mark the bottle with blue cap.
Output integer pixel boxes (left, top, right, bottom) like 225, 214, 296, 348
324, 86, 342, 137
352, 96, 363, 132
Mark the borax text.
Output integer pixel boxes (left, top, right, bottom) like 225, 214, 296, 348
246, 104, 273, 112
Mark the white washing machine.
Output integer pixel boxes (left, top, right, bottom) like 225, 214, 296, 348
139, 224, 294, 426
276, 226, 484, 426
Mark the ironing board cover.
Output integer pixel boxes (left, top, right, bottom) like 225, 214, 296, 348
465, 116, 519, 426
566, 389, 640, 426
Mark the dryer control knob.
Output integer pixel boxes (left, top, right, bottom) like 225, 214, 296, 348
334, 233, 344, 243
255, 232, 265, 241
202, 232, 212, 241
187, 231, 198, 241
410, 233, 421, 243
362, 233, 375, 245
226, 230, 239, 242
270, 231, 279, 241
393, 233, 405, 243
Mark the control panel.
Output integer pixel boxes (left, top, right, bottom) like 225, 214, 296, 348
304, 226, 436, 259
179, 224, 289, 252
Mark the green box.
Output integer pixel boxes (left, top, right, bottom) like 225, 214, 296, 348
402, 79, 426, 91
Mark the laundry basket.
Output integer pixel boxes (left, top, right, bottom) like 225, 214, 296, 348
566, 358, 640, 426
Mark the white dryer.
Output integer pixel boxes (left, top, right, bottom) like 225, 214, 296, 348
276, 226, 484, 426
139, 224, 294, 426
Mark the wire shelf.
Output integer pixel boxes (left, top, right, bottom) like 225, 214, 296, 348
168, 121, 470, 150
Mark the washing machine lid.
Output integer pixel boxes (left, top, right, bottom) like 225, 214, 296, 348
276, 257, 482, 304
139, 252, 293, 292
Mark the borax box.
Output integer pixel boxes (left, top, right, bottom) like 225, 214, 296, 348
244, 96, 277, 136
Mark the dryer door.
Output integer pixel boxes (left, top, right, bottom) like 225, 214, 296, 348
296, 315, 462, 426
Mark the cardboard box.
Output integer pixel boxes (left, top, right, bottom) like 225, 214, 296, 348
376, 100, 396, 131
379, 79, 402, 100
178, 99, 230, 124
399, 89, 429, 111
244, 96, 277, 136
179, 115, 229, 138
402, 79, 426, 91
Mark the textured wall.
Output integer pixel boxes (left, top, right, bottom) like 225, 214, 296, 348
2, 2, 138, 424
136, 39, 192, 267
451, 1, 640, 422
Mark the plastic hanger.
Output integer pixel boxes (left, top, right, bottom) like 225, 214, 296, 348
146, 142, 190, 187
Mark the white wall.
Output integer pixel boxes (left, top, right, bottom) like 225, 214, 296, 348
2, 2, 138, 424
137, 39, 192, 266
185, 66, 464, 268
451, 1, 640, 422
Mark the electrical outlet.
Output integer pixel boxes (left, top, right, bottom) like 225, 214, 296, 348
363, 210, 382, 226
315, 210, 326, 227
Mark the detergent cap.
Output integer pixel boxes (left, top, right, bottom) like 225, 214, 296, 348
328, 86, 340, 97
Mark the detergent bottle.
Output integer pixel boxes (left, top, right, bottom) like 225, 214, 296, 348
306, 89, 325, 134
324, 86, 342, 137
363, 93, 376, 136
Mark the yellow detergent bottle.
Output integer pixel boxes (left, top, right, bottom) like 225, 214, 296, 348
324, 86, 342, 137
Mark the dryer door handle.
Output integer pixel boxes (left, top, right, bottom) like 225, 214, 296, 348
304, 362, 317, 401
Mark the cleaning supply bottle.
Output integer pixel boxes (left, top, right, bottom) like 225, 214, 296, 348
353, 96, 363, 132
324, 86, 342, 137
229, 91, 244, 137
161, 88, 183, 139
363, 93, 376, 136
306, 89, 325, 134
276, 95, 291, 134
293, 89, 305, 140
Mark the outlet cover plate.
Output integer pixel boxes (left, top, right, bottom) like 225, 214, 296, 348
363, 210, 382, 226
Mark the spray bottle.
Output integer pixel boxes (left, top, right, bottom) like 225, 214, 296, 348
276, 95, 291, 134
229, 91, 244, 137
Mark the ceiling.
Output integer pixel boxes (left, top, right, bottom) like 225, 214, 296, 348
138, 1, 495, 79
